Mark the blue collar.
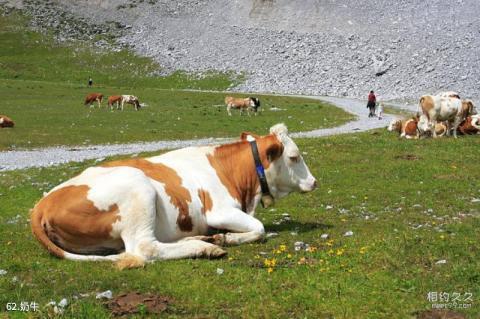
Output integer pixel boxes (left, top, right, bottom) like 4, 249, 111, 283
248, 140, 274, 208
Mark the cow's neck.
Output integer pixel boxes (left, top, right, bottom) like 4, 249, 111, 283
207, 136, 278, 213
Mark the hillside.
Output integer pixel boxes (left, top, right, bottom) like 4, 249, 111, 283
3, 0, 480, 100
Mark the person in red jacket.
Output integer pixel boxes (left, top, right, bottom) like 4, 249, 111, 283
367, 90, 376, 117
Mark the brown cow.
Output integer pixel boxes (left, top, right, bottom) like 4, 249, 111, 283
457, 115, 480, 135
0, 115, 14, 128
84, 93, 103, 108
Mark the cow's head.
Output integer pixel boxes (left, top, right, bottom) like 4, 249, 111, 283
387, 119, 402, 132
462, 99, 477, 116
242, 124, 317, 199
249, 97, 261, 112
416, 114, 431, 135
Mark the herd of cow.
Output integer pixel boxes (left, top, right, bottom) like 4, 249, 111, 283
84, 93, 141, 111
387, 91, 479, 139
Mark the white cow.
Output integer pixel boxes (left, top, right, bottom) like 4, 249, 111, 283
417, 95, 476, 138
30, 124, 317, 269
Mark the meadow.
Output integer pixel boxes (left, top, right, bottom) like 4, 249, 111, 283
0, 130, 479, 318
0, 10, 352, 150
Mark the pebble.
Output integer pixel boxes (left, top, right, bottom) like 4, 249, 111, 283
344, 231, 354, 237
96, 290, 113, 300
216, 268, 224, 275
320, 233, 329, 239
294, 241, 306, 251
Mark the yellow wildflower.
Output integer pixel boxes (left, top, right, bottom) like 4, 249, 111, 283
279, 244, 287, 252
306, 246, 318, 253
267, 267, 274, 273
336, 248, 345, 256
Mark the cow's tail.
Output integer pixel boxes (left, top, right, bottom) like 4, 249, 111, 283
417, 96, 430, 121
416, 96, 423, 116
30, 206, 142, 269
30, 206, 66, 259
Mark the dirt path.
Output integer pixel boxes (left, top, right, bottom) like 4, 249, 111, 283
0, 96, 398, 171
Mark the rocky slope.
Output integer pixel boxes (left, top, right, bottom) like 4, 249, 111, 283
3, 0, 479, 100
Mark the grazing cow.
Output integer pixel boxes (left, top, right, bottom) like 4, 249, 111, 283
457, 115, 480, 135
84, 93, 103, 108
388, 116, 446, 139
30, 124, 317, 269
0, 115, 14, 128
417, 95, 476, 138
225, 96, 261, 116
108, 95, 141, 111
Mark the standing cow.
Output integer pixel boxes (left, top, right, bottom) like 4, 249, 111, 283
30, 124, 317, 269
417, 94, 476, 138
108, 95, 141, 111
84, 93, 103, 108
225, 96, 261, 116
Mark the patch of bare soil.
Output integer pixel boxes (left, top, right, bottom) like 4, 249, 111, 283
105, 292, 173, 316
394, 154, 420, 161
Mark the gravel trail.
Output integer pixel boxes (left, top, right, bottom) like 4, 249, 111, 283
0, 96, 398, 171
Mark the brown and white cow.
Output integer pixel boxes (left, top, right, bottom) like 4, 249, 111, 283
388, 116, 446, 139
108, 95, 141, 111
30, 124, 316, 269
0, 115, 14, 128
84, 93, 104, 108
225, 96, 261, 116
417, 94, 476, 138
437, 91, 461, 99
457, 115, 480, 135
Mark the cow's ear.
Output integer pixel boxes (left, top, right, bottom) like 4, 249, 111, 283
266, 139, 284, 162
240, 132, 260, 141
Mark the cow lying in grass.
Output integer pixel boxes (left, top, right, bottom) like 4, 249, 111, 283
457, 115, 480, 135
388, 116, 447, 139
225, 96, 261, 116
84, 93, 103, 108
30, 124, 317, 269
108, 95, 141, 111
0, 115, 14, 128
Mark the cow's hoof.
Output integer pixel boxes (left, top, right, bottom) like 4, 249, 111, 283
211, 234, 226, 246
204, 245, 227, 259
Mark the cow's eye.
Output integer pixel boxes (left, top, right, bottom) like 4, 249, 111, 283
289, 156, 299, 163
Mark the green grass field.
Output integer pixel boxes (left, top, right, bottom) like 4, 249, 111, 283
0, 10, 352, 151
0, 79, 352, 150
0, 130, 479, 318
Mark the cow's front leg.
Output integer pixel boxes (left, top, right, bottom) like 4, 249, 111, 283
452, 117, 462, 138
205, 208, 265, 245
431, 121, 438, 138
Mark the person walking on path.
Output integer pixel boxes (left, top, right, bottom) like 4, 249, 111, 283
367, 90, 376, 117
